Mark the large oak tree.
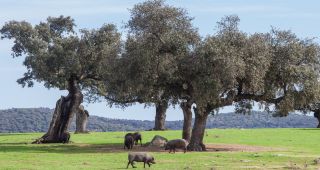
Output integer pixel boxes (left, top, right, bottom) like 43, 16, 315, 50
106, 0, 200, 131
1, 16, 121, 143
186, 15, 320, 151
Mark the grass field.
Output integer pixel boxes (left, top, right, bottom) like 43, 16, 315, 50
0, 129, 320, 169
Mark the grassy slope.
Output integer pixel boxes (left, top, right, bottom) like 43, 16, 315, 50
0, 129, 319, 169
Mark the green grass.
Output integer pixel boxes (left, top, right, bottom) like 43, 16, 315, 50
0, 129, 320, 169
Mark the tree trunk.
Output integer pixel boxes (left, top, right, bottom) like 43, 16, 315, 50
314, 111, 320, 128
75, 105, 89, 134
33, 79, 83, 143
187, 107, 209, 151
153, 101, 168, 130
180, 101, 192, 142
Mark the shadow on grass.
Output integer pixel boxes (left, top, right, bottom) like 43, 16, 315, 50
294, 128, 319, 131
0, 143, 129, 154
0, 140, 172, 154
0, 142, 278, 154
0, 133, 37, 136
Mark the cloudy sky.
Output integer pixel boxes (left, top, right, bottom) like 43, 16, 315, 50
0, 0, 319, 120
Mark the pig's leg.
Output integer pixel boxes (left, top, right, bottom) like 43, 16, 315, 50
127, 161, 130, 169
131, 161, 136, 168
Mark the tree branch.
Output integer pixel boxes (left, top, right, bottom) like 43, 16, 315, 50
104, 96, 144, 104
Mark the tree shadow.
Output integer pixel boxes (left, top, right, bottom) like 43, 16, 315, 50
0, 143, 126, 154
294, 128, 319, 131
0, 142, 278, 154
0, 141, 169, 154
0, 133, 36, 136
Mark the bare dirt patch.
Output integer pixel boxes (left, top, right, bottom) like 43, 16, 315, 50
97, 144, 168, 153
93, 143, 283, 153
205, 143, 283, 152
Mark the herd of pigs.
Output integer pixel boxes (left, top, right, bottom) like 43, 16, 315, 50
124, 132, 188, 168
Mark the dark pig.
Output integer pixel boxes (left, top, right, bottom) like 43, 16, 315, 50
124, 133, 134, 149
165, 139, 188, 153
125, 132, 142, 146
133, 132, 142, 146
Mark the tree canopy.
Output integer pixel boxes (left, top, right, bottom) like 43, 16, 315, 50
178, 15, 320, 150
1, 15, 122, 143
105, 0, 200, 106
1, 16, 121, 99
190, 15, 320, 115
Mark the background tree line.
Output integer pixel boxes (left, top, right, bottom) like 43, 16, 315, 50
1, 0, 320, 150
0, 108, 317, 133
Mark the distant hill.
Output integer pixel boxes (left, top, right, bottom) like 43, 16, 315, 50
0, 108, 318, 133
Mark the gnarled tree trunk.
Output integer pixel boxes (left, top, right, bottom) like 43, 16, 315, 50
187, 107, 209, 151
33, 79, 83, 143
75, 105, 89, 134
180, 100, 193, 142
153, 101, 168, 130
314, 111, 320, 128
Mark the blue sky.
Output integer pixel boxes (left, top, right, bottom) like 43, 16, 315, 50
0, 0, 319, 120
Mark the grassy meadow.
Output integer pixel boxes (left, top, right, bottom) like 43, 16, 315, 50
0, 129, 320, 169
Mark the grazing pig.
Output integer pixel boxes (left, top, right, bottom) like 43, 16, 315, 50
125, 133, 133, 138
133, 132, 142, 146
125, 132, 142, 146
165, 139, 188, 153
60, 132, 70, 144
124, 133, 134, 149
127, 152, 155, 168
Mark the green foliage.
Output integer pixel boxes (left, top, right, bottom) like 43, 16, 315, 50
1, 16, 121, 101
190, 15, 320, 115
106, 0, 200, 107
235, 100, 253, 114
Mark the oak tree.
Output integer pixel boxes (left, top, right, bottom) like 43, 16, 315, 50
1, 16, 121, 143
107, 0, 199, 131
186, 15, 320, 151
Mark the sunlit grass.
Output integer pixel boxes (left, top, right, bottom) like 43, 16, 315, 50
0, 129, 319, 169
